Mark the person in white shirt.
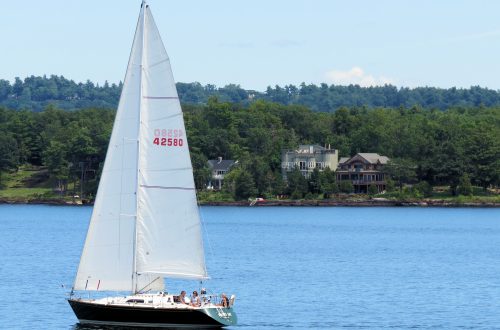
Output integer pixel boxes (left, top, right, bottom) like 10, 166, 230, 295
190, 291, 201, 307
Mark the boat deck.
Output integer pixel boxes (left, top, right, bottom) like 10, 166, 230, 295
73, 293, 228, 310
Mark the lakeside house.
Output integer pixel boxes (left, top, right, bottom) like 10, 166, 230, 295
281, 144, 339, 179
207, 157, 236, 190
336, 153, 390, 193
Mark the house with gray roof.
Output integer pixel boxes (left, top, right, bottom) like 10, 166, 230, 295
336, 153, 390, 193
207, 157, 237, 190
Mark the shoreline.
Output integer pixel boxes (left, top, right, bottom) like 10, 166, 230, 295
1, 197, 499, 208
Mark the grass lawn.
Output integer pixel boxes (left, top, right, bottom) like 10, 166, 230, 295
0, 167, 55, 199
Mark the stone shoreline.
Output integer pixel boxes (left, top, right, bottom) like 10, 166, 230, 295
2, 197, 498, 208
202, 199, 500, 207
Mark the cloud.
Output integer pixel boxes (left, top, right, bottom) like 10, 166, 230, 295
325, 67, 395, 87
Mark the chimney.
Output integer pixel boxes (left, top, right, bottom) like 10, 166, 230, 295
217, 156, 222, 164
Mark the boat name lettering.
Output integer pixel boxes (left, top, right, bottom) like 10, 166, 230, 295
217, 311, 232, 318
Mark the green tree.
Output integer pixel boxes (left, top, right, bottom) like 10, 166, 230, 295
319, 167, 338, 197
0, 133, 19, 186
234, 170, 257, 200
191, 152, 210, 190
224, 167, 257, 200
286, 168, 308, 199
432, 140, 467, 195
457, 173, 473, 196
43, 140, 69, 193
308, 168, 322, 194
413, 181, 433, 197
385, 158, 417, 192
339, 180, 354, 193
385, 178, 396, 192
467, 126, 500, 190
270, 172, 286, 196
368, 183, 378, 195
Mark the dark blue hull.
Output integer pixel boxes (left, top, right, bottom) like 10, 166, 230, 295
68, 299, 237, 328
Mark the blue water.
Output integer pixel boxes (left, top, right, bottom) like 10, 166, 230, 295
1, 205, 500, 329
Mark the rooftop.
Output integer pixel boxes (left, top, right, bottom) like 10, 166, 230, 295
207, 158, 236, 171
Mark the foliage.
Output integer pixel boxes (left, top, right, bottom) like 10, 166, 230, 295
0, 133, 19, 186
385, 178, 396, 192
0, 95, 499, 200
286, 168, 308, 199
339, 181, 354, 194
4, 75, 500, 112
457, 173, 473, 196
385, 158, 417, 192
319, 167, 338, 197
223, 167, 257, 200
413, 181, 433, 197
368, 183, 378, 195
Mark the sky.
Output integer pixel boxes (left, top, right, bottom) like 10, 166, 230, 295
2, 0, 500, 91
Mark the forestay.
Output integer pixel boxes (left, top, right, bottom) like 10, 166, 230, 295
74, 3, 207, 292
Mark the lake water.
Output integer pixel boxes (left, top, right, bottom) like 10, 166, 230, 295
1, 205, 500, 329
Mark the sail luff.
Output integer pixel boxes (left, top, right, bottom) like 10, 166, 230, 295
132, 1, 147, 295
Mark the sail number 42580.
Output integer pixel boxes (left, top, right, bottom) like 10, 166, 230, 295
153, 128, 184, 147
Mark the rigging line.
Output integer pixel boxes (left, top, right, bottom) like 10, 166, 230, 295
136, 276, 161, 293
145, 58, 169, 70
142, 112, 182, 123
142, 96, 178, 99
198, 196, 216, 288
140, 166, 192, 172
139, 185, 195, 190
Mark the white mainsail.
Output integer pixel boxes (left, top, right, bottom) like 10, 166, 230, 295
74, 2, 207, 292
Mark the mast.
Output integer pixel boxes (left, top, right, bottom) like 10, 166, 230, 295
132, 0, 147, 294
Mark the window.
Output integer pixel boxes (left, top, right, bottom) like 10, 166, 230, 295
299, 161, 306, 170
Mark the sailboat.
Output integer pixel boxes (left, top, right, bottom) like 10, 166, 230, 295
68, 1, 237, 327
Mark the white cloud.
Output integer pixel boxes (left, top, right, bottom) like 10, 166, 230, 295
325, 67, 395, 87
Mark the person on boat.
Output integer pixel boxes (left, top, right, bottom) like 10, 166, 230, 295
178, 290, 189, 304
219, 293, 229, 308
190, 291, 201, 307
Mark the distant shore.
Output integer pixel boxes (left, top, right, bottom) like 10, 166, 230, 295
202, 199, 500, 208
1, 197, 499, 208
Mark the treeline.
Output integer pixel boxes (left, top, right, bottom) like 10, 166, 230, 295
1, 101, 499, 200
2, 75, 500, 112
0, 76, 122, 111
0, 106, 114, 193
